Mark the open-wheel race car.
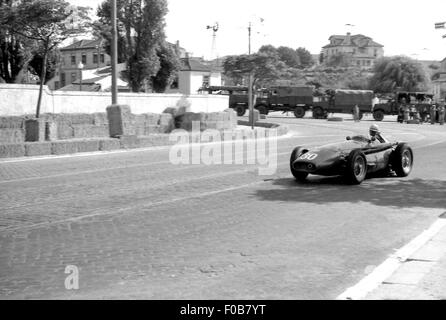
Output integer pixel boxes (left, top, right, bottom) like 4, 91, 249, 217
289, 135, 414, 184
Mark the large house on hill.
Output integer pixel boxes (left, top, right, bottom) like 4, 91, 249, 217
322, 33, 384, 68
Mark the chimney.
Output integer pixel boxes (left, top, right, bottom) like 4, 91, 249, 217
346, 32, 352, 45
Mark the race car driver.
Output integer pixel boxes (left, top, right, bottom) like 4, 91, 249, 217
369, 124, 389, 144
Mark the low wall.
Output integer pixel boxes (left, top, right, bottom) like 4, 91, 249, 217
0, 84, 229, 116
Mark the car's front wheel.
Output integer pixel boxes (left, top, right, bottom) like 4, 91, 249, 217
344, 149, 367, 184
235, 105, 246, 116
290, 147, 309, 182
391, 143, 413, 177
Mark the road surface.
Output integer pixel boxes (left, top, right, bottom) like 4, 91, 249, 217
1, 114, 446, 299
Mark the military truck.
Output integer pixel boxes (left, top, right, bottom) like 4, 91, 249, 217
311, 89, 374, 119
254, 85, 315, 118
372, 91, 435, 122
199, 85, 249, 116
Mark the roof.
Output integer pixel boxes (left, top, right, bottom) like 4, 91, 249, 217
181, 57, 212, 72
61, 39, 103, 51
323, 34, 384, 49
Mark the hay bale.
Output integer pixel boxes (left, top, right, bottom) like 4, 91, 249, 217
0, 128, 25, 144
76, 139, 101, 153
25, 142, 52, 157
25, 118, 45, 142
0, 116, 24, 129
72, 124, 108, 139
0, 143, 26, 158
99, 138, 121, 151
51, 141, 78, 155
118, 135, 139, 149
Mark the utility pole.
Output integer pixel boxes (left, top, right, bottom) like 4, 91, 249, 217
248, 22, 254, 130
111, 0, 118, 104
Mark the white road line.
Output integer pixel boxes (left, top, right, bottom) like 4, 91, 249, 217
337, 218, 446, 300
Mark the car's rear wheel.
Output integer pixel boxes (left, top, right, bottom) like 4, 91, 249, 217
290, 147, 309, 182
344, 150, 367, 184
373, 110, 384, 121
294, 106, 305, 118
391, 143, 413, 177
235, 105, 246, 116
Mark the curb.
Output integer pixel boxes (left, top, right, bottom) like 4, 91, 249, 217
0, 123, 289, 160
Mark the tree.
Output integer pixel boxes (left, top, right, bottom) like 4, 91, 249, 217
325, 52, 352, 68
296, 47, 314, 69
277, 46, 300, 68
0, 0, 32, 83
96, 0, 169, 92
223, 51, 286, 106
151, 42, 180, 93
369, 56, 427, 93
0, 0, 90, 117
28, 49, 60, 85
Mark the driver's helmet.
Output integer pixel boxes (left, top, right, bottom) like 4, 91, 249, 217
369, 124, 380, 137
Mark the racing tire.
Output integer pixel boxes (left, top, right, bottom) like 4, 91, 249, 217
294, 106, 305, 118
256, 105, 268, 115
312, 107, 324, 119
358, 111, 364, 120
235, 105, 246, 116
290, 147, 309, 182
373, 110, 385, 121
391, 143, 413, 177
344, 149, 367, 185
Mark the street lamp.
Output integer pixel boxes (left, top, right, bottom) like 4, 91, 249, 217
77, 61, 84, 91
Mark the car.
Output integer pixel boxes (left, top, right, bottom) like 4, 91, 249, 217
289, 135, 414, 184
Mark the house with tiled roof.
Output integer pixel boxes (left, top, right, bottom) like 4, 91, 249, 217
167, 55, 222, 94
321, 33, 384, 69
431, 57, 446, 101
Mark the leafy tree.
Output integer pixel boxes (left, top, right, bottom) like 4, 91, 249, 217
28, 49, 60, 85
151, 42, 180, 93
277, 46, 300, 68
0, 0, 31, 83
369, 56, 427, 93
325, 52, 352, 68
96, 0, 169, 92
258, 44, 278, 56
0, 0, 91, 117
296, 47, 314, 69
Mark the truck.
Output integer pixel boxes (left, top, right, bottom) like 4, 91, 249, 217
253, 85, 315, 118
198, 85, 250, 116
372, 91, 436, 122
311, 89, 374, 119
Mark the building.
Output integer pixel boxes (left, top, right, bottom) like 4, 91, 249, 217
322, 33, 384, 68
166, 55, 222, 95
46, 39, 111, 90
431, 58, 446, 101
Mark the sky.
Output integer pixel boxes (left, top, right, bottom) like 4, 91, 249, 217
70, 0, 446, 61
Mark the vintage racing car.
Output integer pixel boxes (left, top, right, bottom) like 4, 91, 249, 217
289, 135, 414, 184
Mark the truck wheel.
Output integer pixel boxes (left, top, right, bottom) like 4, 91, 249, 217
391, 143, 413, 177
344, 150, 367, 184
290, 147, 309, 182
256, 105, 268, 115
294, 106, 305, 118
312, 107, 324, 119
235, 106, 246, 116
373, 110, 384, 121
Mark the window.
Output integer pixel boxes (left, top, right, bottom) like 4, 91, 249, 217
100, 54, 105, 63
170, 77, 179, 89
93, 53, 98, 64
202, 75, 210, 87
61, 73, 66, 87
71, 55, 76, 65
71, 72, 77, 82
374, 49, 378, 57
81, 53, 87, 64
357, 60, 361, 66
367, 60, 371, 66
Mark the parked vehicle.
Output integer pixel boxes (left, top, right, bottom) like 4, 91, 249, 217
372, 92, 436, 122
199, 85, 250, 116
311, 89, 374, 119
254, 85, 315, 118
